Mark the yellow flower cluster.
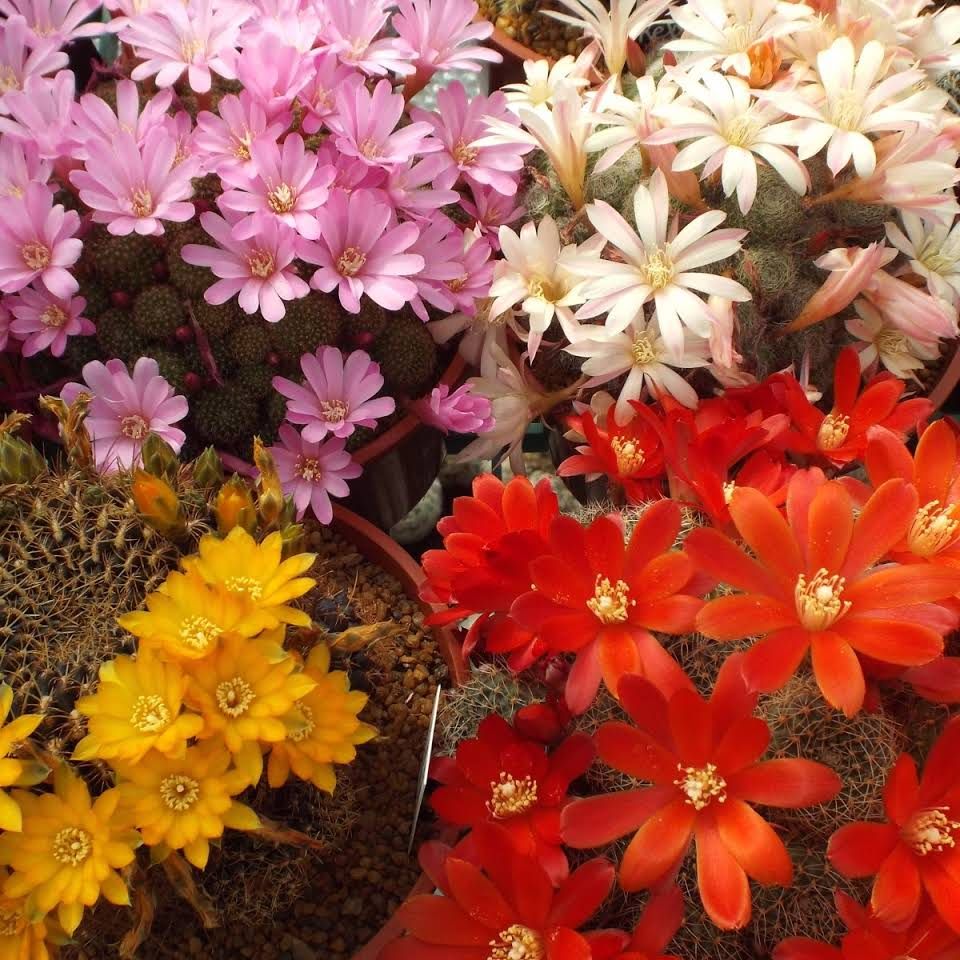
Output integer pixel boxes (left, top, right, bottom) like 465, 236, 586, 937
0, 525, 377, 951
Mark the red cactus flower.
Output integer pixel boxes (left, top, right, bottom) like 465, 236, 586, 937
608, 886, 684, 960
381, 824, 629, 960
828, 716, 960, 934
774, 892, 960, 960
429, 713, 595, 885
780, 346, 930, 465
687, 469, 960, 716
557, 402, 665, 503
511, 501, 702, 715
561, 656, 841, 930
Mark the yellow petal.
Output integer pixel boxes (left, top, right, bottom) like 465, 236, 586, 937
182, 838, 209, 870
100, 871, 130, 906
0, 790, 22, 831
221, 802, 259, 832
0, 685, 12, 723
56, 901, 84, 936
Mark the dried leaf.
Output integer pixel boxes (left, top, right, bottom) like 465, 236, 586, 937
256, 815, 327, 852
0, 411, 30, 436
161, 852, 219, 929
325, 621, 408, 653
118, 862, 156, 959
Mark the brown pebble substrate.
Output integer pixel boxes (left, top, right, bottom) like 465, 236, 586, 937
66, 523, 448, 960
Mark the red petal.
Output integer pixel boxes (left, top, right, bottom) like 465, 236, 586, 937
430, 786, 489, 827
785, 467, 827, 548
540, 612, 600, 654
694, 817, 752, 930
530, 555, 592, 609
827, 822, 899, 877
620, 799, 696, 892
920, 716, 960, 802
618, 674, 672, 742
395, 894, 493, 945
871, 843, 923, 930
598, 627, 644, 701
452, 494, 506, 538
836, 617, 943, 666
548, 858, 615, 928
807, 482, 854, 575
865, 425, 915, 487
457, 737, 505, 789
709, 653, 759, 732
549, 515, 589, 568
565, 643, 603, 716
696, 594, 797, 641
668, 688, 713, 766
542, 733, 596, 800
625, 500, 682, 579
810, 632, 866, 716
561, 787, 675, 849
840, 479, 918, 578
833, 347, 861, 413
501, 475, 537, 530
712, 717, 772, 774
511, 591, 570, 630
545, 927, 593, 960
445, 857, 515, 930
715, 799, 793, 885
503, 851, 554, 930
629, 884, 684, 954
684, 528, 786, 598
632, 629, 696, 699
922, 856, 960, 935
728, 486, 804, 586
741, 627, 810, 692
630, 551, 693, 604
584, 930, 632, 960
586, 516, 626, 580
914, 419, 958, 505
772, 938, 841, 960
639, 594, 704, 633
883, 754, 920, 825
729, 759, 841, 808
843, 566, 960, 610
597, 722, 678, 784
380, 940, 488, 960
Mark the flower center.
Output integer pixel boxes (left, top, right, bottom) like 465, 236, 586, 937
453, 137, 479, 166
448, 275, 468, 292
675, 762, 727, 810
178, 615, 222, 653
794, 568, 851, 630
267, 182, 297, 214
0, 907, 25, 937
908, 500, 960, 558
905, 807, 960, 855
830, 92, 863, 131
337, 246, 366, 277
918, 237, 960, 274
875, 328, 909, 355
0, 67, 20, 94
587, 575, 633, 623
130, 694, 171, 733
180, 36, 204, 62
131, 187, 154, 217
120, 414, 149, 440
311, 86, 333, 110
358, 137, 382, 160
631, 332, 657, 365
233, 129, 253, 161
816, 412, 850, 451
216, 677, 255, 717
487, 773, 539, 819
527, 275, 563, 303
295, 455, 323, 482
223, 576, 264, 600
642, 248, 675, 290
319, 399, 349, 423
723, 480, 737, 504
723, 22, 759, 53
52, 827, 92, 866
488, 924, 544, 960
159, 773, 200, 812
610, 437, 646, 476
723, 113, 762, 146
21, 240, 50, 271
287, 701, 315, 743
40, 304, 67, 328
247, 250, 276, 279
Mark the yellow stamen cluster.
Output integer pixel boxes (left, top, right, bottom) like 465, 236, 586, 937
319, 399, 350, 423
453, 137, 479, 166
287, 702, 315, 743
908, 501, 960, 557
222, 576, 264, 600
675, 762, 727, 811
642, 248, 675, 290
20, 241, 50, 271
611, 437, 646, 477
817, 412, 851, 451
267, 183, 296, 214
631, 332, 657, 365
179, 615, 222, 653
905, 807, 960, 856
247, 250, 276, 278
527, 275, 563, 303
129, 695, 171, 734
159, 774, 200, 812
295, 455, 323, 482
488, 924, 544, 960
587, 575, 633, 624
794, 568, 851, 631
487, 772, 539, 819
130, 187, 154, 217
215, 677, 256, 717
337, 246, 366, 277
39, 305, 67, 328
120, 414, 149, 440
51, 827, 92, 867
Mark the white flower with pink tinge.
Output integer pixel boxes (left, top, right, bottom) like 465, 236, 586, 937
270, 424, 362, 524
60, 357, 188, 474
570, 168, 750, 359
8, 285, 93, 357
271, 346, 396, 443
0, 182, 81, 298
219, 133, 333, 241
303, 188, 424, 314
0, 15, 67, 116
181, 211, 310, 322
193, 91, 288, 177
70, 128, 197, 237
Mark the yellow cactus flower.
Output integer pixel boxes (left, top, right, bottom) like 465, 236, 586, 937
268, 644, 376, 794
115, 741, 258, 870
117, 569, 273, 661
0, 766, 139, 936
0, 685, 46, 833
182, 527, 316, 627
185, 632, 316, 783
0, 875, 59, 960
73, 653, 204, 764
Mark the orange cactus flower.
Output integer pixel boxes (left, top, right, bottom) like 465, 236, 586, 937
561, 657, 840, 930
687, 469, 960, 715
828, 716, 960, 935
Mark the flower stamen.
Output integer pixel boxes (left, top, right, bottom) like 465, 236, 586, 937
610, 437, 646, 476
266, 183, 297, 214
675, 762, 727, 810
816, 413, 851, 451
222, 576, 263, 600
215, 677, 255, 717
587, 575, 633, 623
120, 414, 149, 440
131, 187, 154, 218
178, 615, 222, 653
642, 248, 675, 290
795, 568, 851, 631
488, 924, 544, 960
905, 807, 960, 855
908, 501, 960, 557
40, 305, 67, 328
247, 250, 276, 279
488, 772, 538, 819
295, 455, 323, 482
159, 774, 200, 812
52, 827, 92, 866
130, 694, 171, 733
453, 137, 479, 166
20, 240, 50, 271
337, 246, 366, 277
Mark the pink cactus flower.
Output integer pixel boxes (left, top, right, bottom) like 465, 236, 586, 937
181, 211, 309, 322
0, 0, 104, 48
269, 423, 362, 523
60, 357, 188, 473
391, 0, 500, 89
318, 0, 414, 76
8, 285, 93, 357
123, 0, 249, 94
298, 50, 360, 135
271, 345, 396, 441
384, 155, 459, 220
411, 382, 494, 435
68, 80, 172, 162
70, 128, 197, 237
234, 33, 314, 121
462, 183, 526, 247
315, 142, 386, 195
0, 16, 67, 116
0, 70, 74, 160
219, 133, 332, 241
303, 188, 424, 313
0, 182, 81, 298
237, 0, 321, 54
445, 228, 495, 313
0, 138, 51, 200
193, 91, 288, 177
329, 77, 439, 170
406, 218, 474, 320
0, 301, 12, 351
412, 83, 530, 196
